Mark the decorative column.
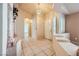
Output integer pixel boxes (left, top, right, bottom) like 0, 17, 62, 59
32, 16, 37, 40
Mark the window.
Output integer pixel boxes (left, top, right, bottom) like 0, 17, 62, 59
59, 14, 65, 33
52, 16, 56, 34
24, 21, 29, 40
52, 14, 65, 34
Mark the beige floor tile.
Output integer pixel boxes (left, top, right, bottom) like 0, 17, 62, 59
35, 52, 46, 56
32, 48, 42, 54
24, 51, 34, 56
44, 48, 54, 56
23, 48, 34, 56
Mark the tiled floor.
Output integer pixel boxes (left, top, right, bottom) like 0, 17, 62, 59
22, 39, 56, 56
6, 46, 16, 56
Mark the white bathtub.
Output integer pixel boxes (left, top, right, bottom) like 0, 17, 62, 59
58, 41, 79, 56
54, 33, 79, 56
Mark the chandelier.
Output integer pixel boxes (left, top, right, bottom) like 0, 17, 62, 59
36, 3, 42, 15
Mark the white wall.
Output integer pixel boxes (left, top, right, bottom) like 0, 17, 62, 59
0, 3, 2, 55
2, 3, 8, 56
1, 3, 14, 56
16, 11, 24, 40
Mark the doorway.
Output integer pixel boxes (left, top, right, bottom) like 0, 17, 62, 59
24, 18, 32, 41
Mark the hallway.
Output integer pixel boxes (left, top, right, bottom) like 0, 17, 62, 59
7, 3, 70, 56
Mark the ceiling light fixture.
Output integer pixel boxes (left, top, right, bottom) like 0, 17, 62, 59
52, 3, 54, 8
36, 3, 42, 15
36, 9, 42, 14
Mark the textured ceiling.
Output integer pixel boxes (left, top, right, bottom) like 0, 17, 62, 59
17, 3, 53, 16
54, 3, 79, 15
16, 3, 79, 16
